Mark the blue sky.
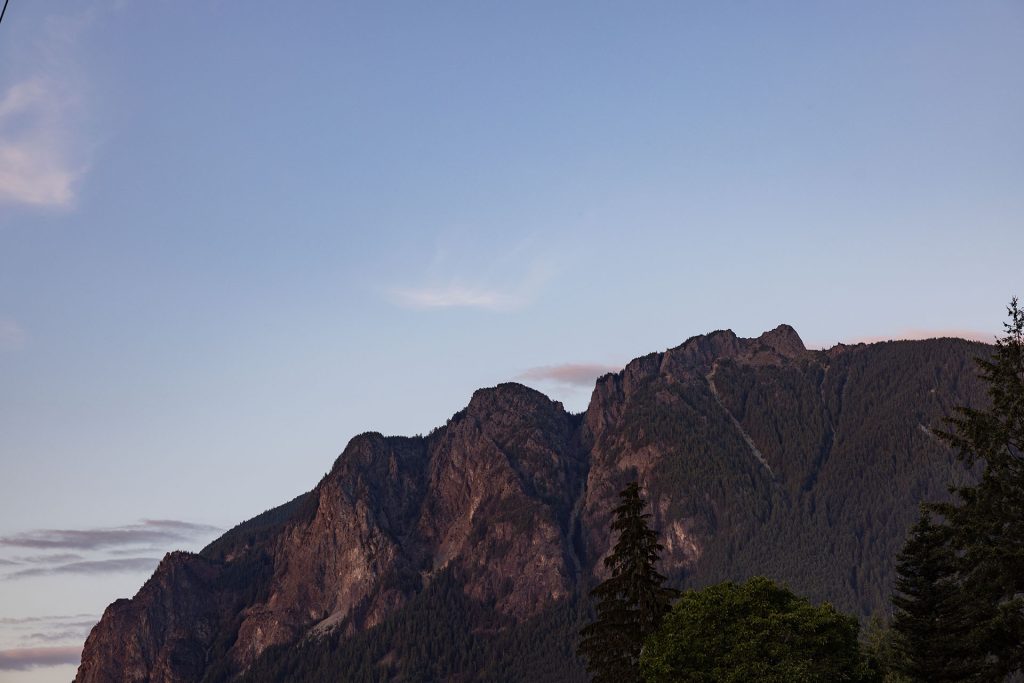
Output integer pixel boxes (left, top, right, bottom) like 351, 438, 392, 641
1, 1, 1022, 679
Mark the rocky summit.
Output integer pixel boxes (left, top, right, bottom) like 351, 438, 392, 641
75, 326, 988, 682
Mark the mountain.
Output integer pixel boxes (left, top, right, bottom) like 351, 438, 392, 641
74, 326, 989, 682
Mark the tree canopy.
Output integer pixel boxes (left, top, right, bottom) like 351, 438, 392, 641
639, 576, 878, 683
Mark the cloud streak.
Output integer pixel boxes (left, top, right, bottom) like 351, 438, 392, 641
518, 363, 622, 387
26, 629, 94, 643
0, 519, 221, 552
11, 553, 85, 564
0, 79, 83, 208
0, 614, 95, 626
5, 557, 160, 579
390, 284, 523, 311
389, 249, 554, 311
0, 646, 81, 671
0, 613, 97, 647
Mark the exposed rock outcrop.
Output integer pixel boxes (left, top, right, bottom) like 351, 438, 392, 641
77, 553, 224, 682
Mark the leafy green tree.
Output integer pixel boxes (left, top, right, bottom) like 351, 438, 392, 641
860, 614, 911, 683
639, 576, 878, 683
890, 511, 981, 681
577, 481, 676, 683
928, 297, 1024, 679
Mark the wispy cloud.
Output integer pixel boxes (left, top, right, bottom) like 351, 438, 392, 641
0, 614, 95, 626
0, 646, 81, 671
0, 318, 27, 351
388, 245, 554, 311
0, 519, 221, 552
390, 284, 524, 311
0, 2, 106, 209
25, 629, 93, 643
106, 546, 168, 557
518, 363, 622, 387
5, 556, 159, 579
0, 78, 83, 208
0, 614, 97, 647
11, 553, 85, 564
142, 518, 218, 531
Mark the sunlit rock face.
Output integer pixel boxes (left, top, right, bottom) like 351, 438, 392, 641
223, 383, 585, 671
76, 552, 223, 683
75, 328, 989, 682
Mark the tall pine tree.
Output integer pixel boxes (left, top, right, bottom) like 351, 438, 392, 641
577, 481, 677, 683
941, 298, 1024, 679
891, 510, 982, 681
894, 298, 1024, 680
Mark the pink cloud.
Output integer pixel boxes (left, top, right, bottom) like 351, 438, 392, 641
0, 78, 82, 209
844, 329, 993, 345
0, 645, 81, 671
518, 363, 622, 387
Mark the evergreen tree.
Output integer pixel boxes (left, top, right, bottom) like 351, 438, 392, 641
937, 298, 1024, 679
890, 510, 981, 681
894, 297, 1024, 680
577, 481, 677, 683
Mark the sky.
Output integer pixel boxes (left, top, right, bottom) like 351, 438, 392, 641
0, 1, 1021, 680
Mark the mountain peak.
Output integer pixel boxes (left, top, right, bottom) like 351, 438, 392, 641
466, 382, 566, 419
757, 324, 806, 358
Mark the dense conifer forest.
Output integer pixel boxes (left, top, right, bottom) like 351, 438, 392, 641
235, 569, 590, 682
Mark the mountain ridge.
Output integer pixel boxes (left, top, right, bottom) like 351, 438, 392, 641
75, 326, 989, 682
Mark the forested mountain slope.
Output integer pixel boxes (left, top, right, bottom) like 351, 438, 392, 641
75, 326, 988, 682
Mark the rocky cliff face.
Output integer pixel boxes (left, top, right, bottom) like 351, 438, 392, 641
75, 327, 988, 682
219, 384, 585, 673
77, 552, 228, 682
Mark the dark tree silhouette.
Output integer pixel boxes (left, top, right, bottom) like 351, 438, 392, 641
891, 510, 982, 681
893, 297, 1024, 680
937, 298, 1024, 679
577, 481, 677, 683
